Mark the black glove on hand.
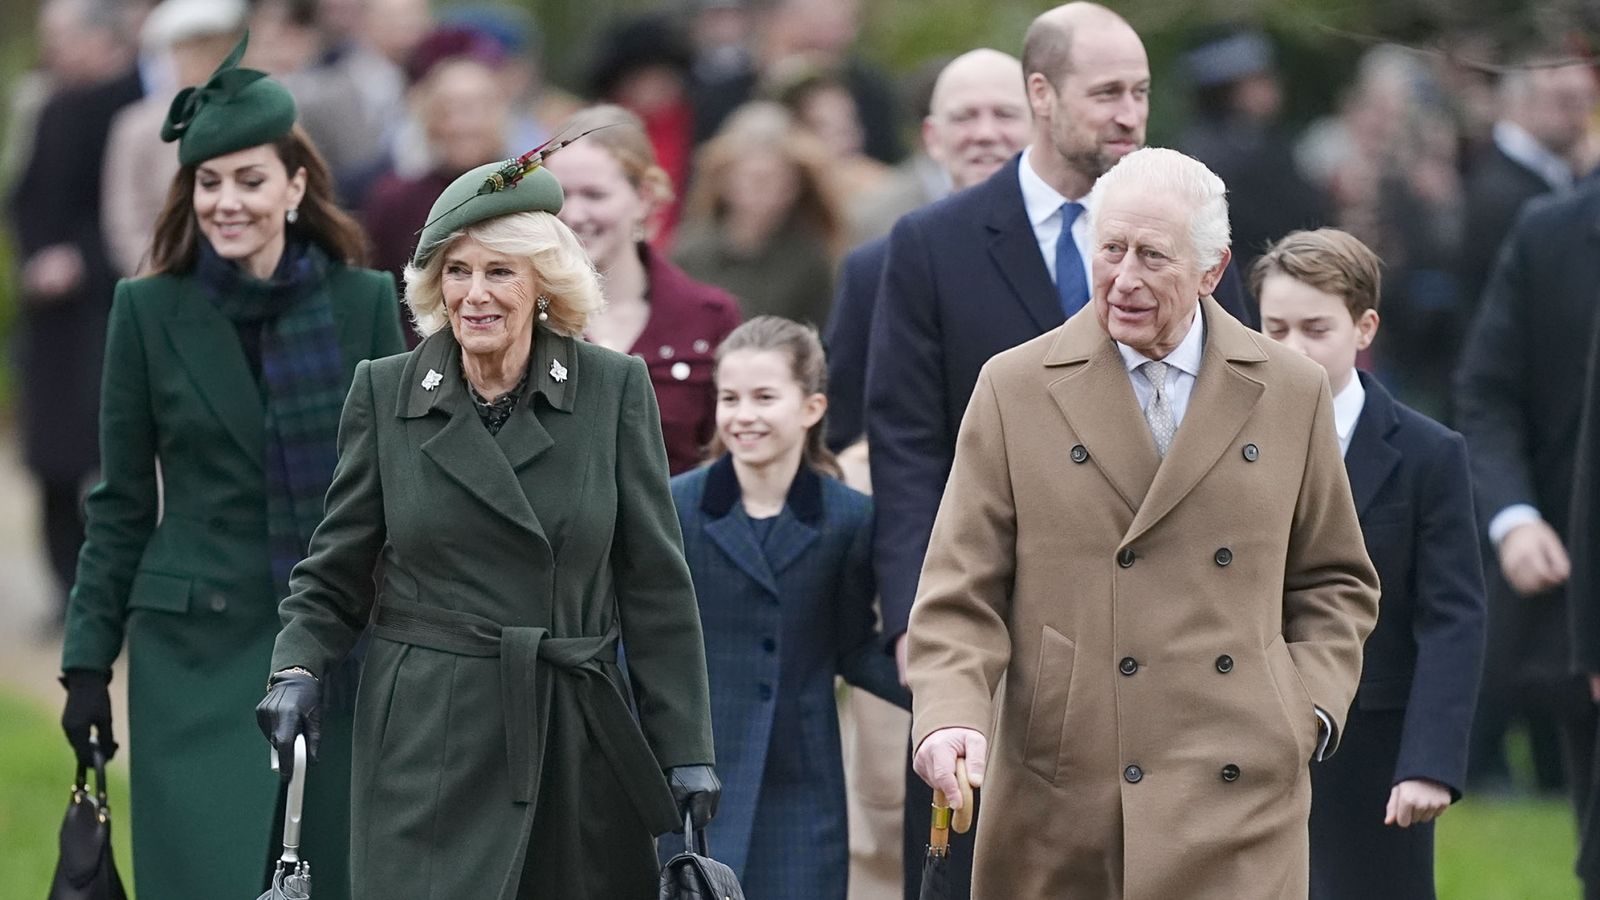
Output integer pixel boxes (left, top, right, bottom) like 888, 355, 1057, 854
256, 670, 322, 778
667, 764, 721, 831
60, 669, 116, 766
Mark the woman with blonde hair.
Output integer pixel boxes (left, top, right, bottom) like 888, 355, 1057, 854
674, 102, 845, 327
257, 152, 720, 900
544, 104, 741, 473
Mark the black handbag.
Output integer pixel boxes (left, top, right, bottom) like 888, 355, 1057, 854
658, 813, 746, 900
48, 745, 128, 900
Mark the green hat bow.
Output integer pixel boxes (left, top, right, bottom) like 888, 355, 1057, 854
161, 32, 297, 166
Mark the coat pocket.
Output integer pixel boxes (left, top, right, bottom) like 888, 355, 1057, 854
1265, 634, 1317, 764
125, 571, 193, 613
1022, 625, 1076, 783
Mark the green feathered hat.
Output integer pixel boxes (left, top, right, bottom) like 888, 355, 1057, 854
411, 155, 565, 268
161, 32, 297, 166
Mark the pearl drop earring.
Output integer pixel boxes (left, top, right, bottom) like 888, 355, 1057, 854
537, 295, 550, 321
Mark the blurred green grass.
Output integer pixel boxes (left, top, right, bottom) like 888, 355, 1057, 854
0, 686, 1582, 898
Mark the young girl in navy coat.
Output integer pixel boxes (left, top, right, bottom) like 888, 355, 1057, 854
667, 316, 910, 899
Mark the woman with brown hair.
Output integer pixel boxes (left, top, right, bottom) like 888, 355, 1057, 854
544, 103, 741, 473
673, 102, 846, 328
58, 37, 404, 899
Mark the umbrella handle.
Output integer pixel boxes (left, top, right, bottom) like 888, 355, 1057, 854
269, 734, 308, 864
929, 756, 977, 852
952, 758, 974, 834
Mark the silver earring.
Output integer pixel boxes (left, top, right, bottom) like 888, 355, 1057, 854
286, 208, 299, 224
537, 295, 550, 321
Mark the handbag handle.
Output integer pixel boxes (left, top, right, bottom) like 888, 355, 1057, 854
269, 735, 309, 864
683, 811, 711, 857
73, 738, 111, 816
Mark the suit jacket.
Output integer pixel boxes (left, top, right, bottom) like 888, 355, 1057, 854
1343, 372, 1486, 794
1454, 183, 1600, 678
1569, 313, 1600, 675
824, 235, 889, 451
668, 456, 907, 894
1458, 143, 1555, 314
61, 265, 404, 900
905, 296, 1379, 899
867, 154, 1257, 641
271, 327, 715, 900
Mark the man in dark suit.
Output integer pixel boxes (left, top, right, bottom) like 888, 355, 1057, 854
1256, 228, 1485, 898
826, 48, 1030, 452
864, 5, 1251, 897
1573, 283, 1600, 900
1455, 184, 1600, 872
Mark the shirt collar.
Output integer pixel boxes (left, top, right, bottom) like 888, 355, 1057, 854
1332, 372, 1366, 446
1494, 120, 1575, 191
1116, 307, 1205, 377
1018, 145, 1077, 228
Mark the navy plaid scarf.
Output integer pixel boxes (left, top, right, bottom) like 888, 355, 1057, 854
196, 237, 344, 599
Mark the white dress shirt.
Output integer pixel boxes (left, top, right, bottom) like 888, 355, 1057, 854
1017, 146, 1094, 285
1332, 374, 1367, 458
1494, 120, 1576, 193
1115, 307, 1205, 428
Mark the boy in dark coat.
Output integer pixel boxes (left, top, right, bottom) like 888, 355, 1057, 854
1255, 229, 1487, 899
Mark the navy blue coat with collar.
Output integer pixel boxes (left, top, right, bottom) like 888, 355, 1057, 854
668, 456, 909, 895
864, 153, 1257, 641
1336, 373, 1487, 791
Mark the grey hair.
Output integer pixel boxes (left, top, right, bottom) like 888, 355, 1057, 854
402, 211, 604, 339
1086, 147, 1230, 269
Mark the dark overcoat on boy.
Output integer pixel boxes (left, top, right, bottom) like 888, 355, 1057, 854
61, 266, 404, 898
270, 327, 716, 900
666, 455, 908, 898
1309, 372, 1487, 899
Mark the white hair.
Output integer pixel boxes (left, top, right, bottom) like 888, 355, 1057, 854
1085, 147, 1230, 269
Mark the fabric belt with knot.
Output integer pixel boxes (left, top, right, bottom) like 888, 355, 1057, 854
371, 599, 679, 835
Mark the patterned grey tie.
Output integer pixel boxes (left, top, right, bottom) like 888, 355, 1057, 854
1139, 360, 1176, 458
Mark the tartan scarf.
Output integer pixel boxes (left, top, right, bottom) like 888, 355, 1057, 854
196, 236, 345, 599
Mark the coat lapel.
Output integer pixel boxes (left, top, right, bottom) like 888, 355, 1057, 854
163, 279, 265, 467
1043, 313, 1160, 513
1125, 298, 1268, 545
697, 455, 826, 596
985, 156, 1065, 335
1344, 372, 1401, 518
401, 329, 548, 544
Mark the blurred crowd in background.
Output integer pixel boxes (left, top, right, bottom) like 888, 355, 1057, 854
5, 0, 1600, 887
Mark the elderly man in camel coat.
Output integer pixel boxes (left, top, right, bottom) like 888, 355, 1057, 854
906, 148, 1380, 899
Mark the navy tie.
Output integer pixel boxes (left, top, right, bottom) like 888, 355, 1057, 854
1055, 201, 1088, 317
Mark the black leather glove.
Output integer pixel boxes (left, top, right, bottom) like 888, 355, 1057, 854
255, 669, 322, 778
667, 764, 721, 830
60, 669, 116, 766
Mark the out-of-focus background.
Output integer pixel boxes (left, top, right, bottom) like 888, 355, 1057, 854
2, 0, 1597, 896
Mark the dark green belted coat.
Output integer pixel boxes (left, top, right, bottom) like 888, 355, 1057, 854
61, 266, 405, 899
270, 325, 715, 900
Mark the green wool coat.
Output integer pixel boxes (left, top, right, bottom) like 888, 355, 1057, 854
269, 325, 715, 900
61, 266, 406, 899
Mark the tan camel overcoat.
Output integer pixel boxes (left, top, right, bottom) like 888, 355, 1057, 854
906, 297, 1380, 899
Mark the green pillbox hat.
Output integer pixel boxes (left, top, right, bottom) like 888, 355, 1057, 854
412, 159, 565, 267
161, 33, 296, 166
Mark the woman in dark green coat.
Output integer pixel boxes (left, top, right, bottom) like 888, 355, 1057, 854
256, 154, 720, 900
58, 40, 405, 899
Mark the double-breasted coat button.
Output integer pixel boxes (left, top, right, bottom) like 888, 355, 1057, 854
1070, 444, 1089, 463
1215, 655, 1234, 674
208, 593, 227, 613
693, 339, 710, 353
1221, 764, 1241, 782
671, 361, 691, 381
1124, 764, 1143, 784
1119, 657, 1139, 676
1214, 547, 1233, 566
762, 637, 776, 653
659, 345, 676, 359
1118, 548, 1136, 568
1242, 443, 1259, 462
758, 683, 773, 701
